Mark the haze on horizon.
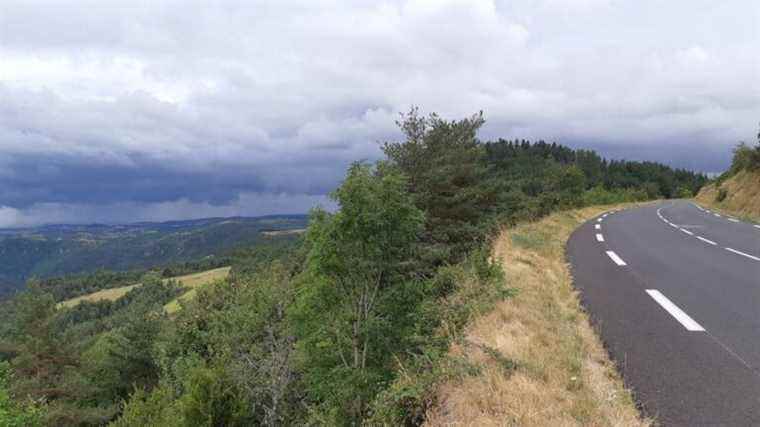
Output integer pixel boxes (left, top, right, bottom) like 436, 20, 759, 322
1, 0, 758, 227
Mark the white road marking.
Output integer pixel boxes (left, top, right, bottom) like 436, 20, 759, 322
602, 213, 608, 218
596, 233, 605, 242
728, 218, 740, 223
714, 213, 722, 217
606, 251, 627, 266
645, 290, 705, 332
680, 229, 694, 236
754, 225, 760, 229
669, 223, 678, 228
725, 248, 760, 262
595, 224, 601, 230
597, 218, 603, 223
697, 236, 717, 246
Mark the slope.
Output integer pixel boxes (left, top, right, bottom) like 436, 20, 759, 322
696, 170, 760, 221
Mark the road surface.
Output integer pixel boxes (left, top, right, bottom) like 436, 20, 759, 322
567, 200, 760, 426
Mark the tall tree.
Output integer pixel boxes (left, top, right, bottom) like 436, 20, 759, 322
383, 108, 493, 266
294, 162, 424, 423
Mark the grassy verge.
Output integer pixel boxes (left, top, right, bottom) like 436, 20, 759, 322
424, 205, 649, 426
59, 267, 231, 311
695, 171, 760, 223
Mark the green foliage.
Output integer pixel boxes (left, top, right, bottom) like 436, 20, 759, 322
0, 362, 44, 427
716, 187, 728, 202
293, 162, 425, 423
383, 108, 493, 266
367, 249, 508, 426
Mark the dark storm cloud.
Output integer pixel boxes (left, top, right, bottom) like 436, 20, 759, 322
0, 0, 758, 226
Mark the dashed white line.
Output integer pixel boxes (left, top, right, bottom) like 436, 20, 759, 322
725, 248, 760, 262
597, 218, 603, 223
754, 225, 760, 229
596, 233, 605, 242
606, 251, 627, 266
595, 224, 601, 230
645, 290, 705, 332
714, 213, 722, 218
680, 228, 694, 236
728, 218, 740, 223
696, 236, 717, 246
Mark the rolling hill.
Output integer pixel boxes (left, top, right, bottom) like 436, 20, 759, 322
0, 215, 307, 297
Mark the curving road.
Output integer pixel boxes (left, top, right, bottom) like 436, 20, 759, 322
568, 200, 760, 426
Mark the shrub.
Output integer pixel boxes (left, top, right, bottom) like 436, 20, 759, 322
716, 187, 728, 202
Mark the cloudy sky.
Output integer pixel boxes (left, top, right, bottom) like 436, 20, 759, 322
1, 0, 758, 227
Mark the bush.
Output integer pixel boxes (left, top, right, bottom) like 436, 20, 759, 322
0, 362, 45, 427
716, 187, 728, 202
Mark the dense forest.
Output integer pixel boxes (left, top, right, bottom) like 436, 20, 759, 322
0, 110, 707, 426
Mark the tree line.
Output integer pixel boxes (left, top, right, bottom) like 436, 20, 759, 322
0, 109, 707, 426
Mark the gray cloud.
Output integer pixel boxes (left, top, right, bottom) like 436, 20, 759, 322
0, 0, 758, 226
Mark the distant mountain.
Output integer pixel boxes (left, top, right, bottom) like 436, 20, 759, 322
0, 215, 308, 297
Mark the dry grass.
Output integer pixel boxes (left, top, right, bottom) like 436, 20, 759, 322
59, 267, 231, 311
59, 284, 140, 308
425, 205, 650, 427
261, 228, 306, 237
163, 266, 231, 314
696, 171, 760, 222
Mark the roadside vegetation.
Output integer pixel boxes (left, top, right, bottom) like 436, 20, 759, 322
0, 109, 704, 426
425, 205, 650, 426
696, 123, 760, 220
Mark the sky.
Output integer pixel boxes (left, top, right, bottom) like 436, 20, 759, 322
0, 0, 758, 227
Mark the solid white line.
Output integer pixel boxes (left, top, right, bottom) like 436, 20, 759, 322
680, 228, 694, 236
696, 236, 717, 246
595, 224, 601, 230
669, 223, 678, 228
645, 290, 705, 332
725, 248, 760, 262
606, 251, 627, 266
596, 233, 605, 242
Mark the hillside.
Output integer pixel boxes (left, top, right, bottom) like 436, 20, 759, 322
0, 215, 307, 297
0, 112, 704, 426
696, 170, 760, 220
58, 267, 231, 311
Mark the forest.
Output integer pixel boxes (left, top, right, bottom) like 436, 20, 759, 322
0, 110, 707, 426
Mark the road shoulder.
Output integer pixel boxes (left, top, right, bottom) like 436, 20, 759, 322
424, 205, 649, 426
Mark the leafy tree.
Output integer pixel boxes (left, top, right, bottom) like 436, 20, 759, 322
294, 162, 424, 423
0, 362, 44, 427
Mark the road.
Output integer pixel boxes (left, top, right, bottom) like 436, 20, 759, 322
567, 200, 760, 426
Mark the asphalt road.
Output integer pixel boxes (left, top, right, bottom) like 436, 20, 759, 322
567, 200, 760, 426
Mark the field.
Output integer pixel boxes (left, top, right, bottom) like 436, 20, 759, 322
163, 267, 231, 314
425, 205, 650, 426
59, 267, 231, 311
